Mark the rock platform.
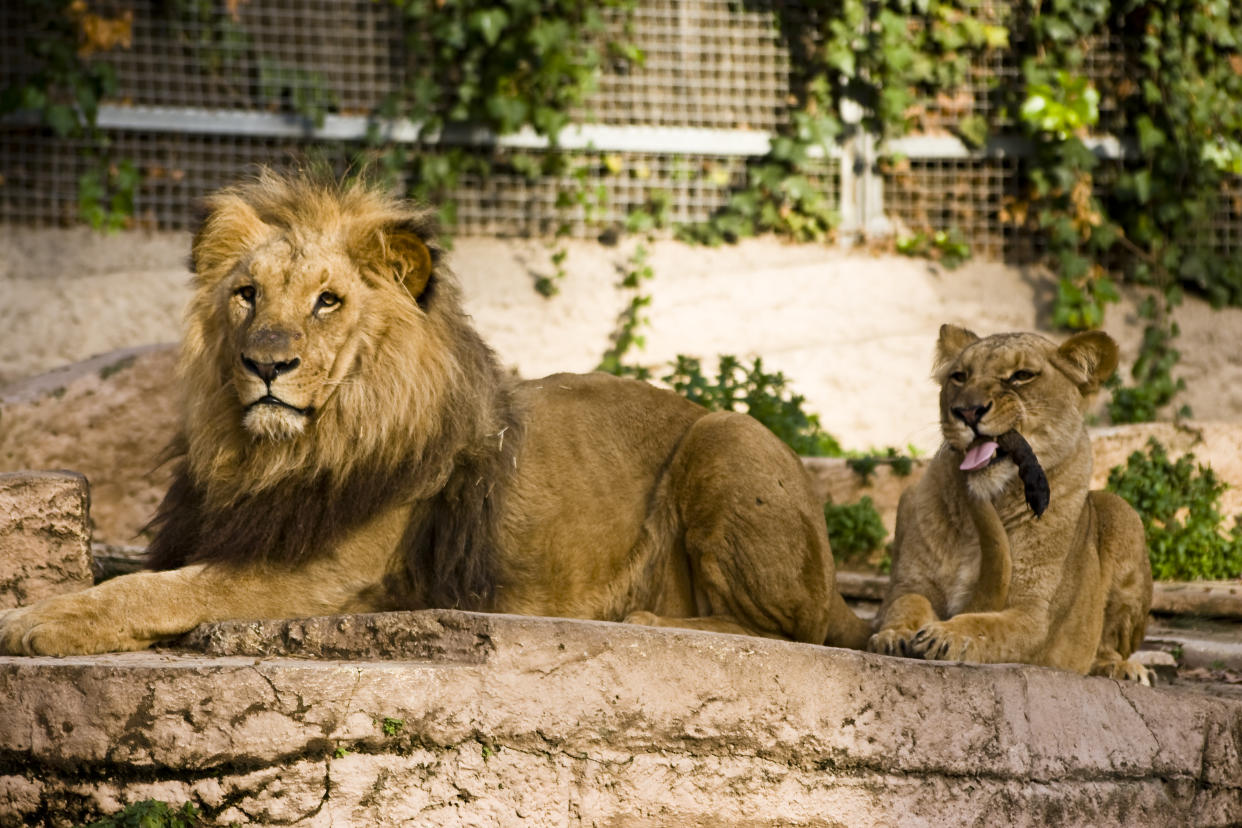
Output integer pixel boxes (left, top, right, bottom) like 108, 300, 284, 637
2, 609, 1240, 826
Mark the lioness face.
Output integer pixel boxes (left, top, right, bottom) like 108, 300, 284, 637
935, 325, 1118, 500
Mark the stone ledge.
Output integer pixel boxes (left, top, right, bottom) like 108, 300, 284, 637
2, 610, 1240, 826
0, 471, 92, 610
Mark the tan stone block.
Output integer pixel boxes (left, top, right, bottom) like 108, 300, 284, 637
3, 611, 1239, 825
0, 471, 93, 609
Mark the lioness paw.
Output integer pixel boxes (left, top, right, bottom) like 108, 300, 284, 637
867, 628, 918, 657
908, 622, 973, 662
1091, 658, 1153, 687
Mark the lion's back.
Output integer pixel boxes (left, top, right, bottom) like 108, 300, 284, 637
517, 371, 705, 455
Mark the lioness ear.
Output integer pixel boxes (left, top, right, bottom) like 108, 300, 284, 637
1054, 330, 1119, 393
192, 193, 270, 281
933, 324, 980, 379
380, 222, 434, 300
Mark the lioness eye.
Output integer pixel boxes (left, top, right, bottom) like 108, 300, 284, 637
235, 285, 256, 304
1009, 370, 1037, 383
949, 371, 967, 384
316, 291, 341, 311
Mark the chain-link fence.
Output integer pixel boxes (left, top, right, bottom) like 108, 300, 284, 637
2, 0, 1240, 260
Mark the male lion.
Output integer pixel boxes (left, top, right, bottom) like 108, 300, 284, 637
868, 325, 1152, 683
0, 172, 870, 656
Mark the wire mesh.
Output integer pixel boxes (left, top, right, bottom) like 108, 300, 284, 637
2, 0, 1241, 261
0, 128, 839, 237
590, 0, 794, 131
881, 156, 1028, 261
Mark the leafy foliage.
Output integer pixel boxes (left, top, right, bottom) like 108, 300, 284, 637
596, 242, 656, 379
1001, 2, 1242, 420
895, 227, 971, 269
824, 496, 889, 564
364, 0, 640, 228
677, 103, 841, 245
596, 192, 672, 376
388, 0, 634, 140
845, 446, 917, 483
1106, 439, 1242, 581
257, 58, 337, 127
681, 1, 1008, 246
80, 799, 202, 828
662, 355, 843, 457
2, 0, 136, 230
1105, 296, 1189, 423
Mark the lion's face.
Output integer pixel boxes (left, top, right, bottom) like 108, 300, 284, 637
223, 237, 371, 440
934, 325, 1118, 500
187, 173, 439, 448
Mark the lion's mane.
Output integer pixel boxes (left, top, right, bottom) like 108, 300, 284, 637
144, 172, 520, 609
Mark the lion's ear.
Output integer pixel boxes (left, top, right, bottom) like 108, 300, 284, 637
376, 222, 434, 299
933, 324, 980, 379
192, 193, 269, 281
1054, 330, 1119, 394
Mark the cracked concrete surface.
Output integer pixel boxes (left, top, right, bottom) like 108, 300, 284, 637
2, 610, 1240, 826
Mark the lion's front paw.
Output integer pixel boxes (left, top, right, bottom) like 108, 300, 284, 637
907, 621, 974, 662
867, 628, 918, 657
0, 594, 144, 656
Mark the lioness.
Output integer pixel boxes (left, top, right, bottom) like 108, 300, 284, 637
0, 172, 870, 655
869, 325, 1152, 683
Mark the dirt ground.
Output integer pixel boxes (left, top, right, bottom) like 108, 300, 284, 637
4, 226, 1242, 454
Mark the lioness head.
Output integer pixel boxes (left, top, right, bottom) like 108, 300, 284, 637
187, 171, 439, 443
934, 324, 1118, 500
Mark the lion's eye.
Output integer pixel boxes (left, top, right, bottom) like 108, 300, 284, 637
235, 285, 256, 304
1009, 370, 1037, 383
949, 370, 967, 384
315, 291, 341, 311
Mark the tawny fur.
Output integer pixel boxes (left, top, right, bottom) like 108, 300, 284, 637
868, 325, 1154, 683
0, 171, 870, 656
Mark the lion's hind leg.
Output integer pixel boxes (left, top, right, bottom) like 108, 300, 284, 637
653, 410, 868, 645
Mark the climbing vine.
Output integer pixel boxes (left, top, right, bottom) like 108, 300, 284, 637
361, 0, 640, 230
999, 1, 1242, 422
2, 0, 136, 230
681, 1, 1242, 424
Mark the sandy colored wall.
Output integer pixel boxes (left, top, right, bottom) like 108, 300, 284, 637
5, 227, 1242, 455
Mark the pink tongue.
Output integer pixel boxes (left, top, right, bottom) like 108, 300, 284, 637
960, 441, 999, 472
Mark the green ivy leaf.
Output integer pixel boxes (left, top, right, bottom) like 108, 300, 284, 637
468, 8, 509, 47
44, 104, 77, 137
955, 114, 989, 149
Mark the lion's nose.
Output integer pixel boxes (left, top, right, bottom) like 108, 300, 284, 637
242, 356, 301, 383
952, 402, 992, 427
